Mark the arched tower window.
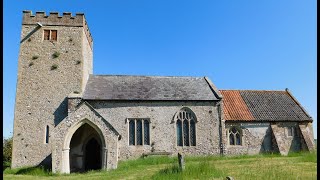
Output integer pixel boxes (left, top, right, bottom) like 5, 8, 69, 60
175, 108, 197, 147
228, 127, 242, 145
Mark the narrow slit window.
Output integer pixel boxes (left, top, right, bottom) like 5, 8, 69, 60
190, 120, 196, 146
176, 120, 183, 146
45, 125, 49, 144
288, 127, 294, 137
44, 30, 50, 40
183, 120, 189, 146
144, 120, 150, 145
129, 120, 135, 145
51, 30, 57, 41
136, 120, 143, 145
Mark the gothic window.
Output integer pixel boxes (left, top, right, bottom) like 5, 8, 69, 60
175, 108, 197, 147
128, 119, 150, 146
228, 127, 242, 145
44, 30, 57, 41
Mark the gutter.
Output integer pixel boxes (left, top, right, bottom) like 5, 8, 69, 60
217, 101, 224, 156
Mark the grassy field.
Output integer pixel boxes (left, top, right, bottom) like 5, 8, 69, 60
3, 151, 317, 180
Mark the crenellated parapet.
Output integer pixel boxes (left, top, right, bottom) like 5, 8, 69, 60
22, 10, 93, 48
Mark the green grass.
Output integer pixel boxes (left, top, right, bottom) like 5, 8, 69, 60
3, 152, 317, 180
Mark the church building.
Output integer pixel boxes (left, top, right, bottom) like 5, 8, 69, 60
12, 11, 315, 174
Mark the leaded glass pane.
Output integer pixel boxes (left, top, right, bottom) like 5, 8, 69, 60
236, 133, 241, 145
229, 133, 234, 145
177, 120, 183, 146
183, 120, 189, 146
144, 120, 150, 145
231, 127, 237, 133
136, 120, 143, 145
190, 120, 196, 146
129, 120, 135, 145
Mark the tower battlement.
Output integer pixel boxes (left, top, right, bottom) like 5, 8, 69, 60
22, 10, 93, 48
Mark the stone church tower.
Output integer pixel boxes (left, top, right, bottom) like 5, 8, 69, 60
12, 11, 93, 168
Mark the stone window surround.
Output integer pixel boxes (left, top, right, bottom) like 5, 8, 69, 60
174, 107, 198, 147
227, 126, 243, 146
126, 118, 151, 146
43, 29, 58, 41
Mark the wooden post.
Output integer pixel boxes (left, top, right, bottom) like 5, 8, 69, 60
178, 153, 185, 170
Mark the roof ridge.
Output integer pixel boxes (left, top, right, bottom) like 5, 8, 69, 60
92, 74, 205, 78
219, 89, 286, 92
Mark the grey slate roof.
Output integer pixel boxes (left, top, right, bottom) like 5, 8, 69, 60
240, 90, 312, 121
83, 75, 220, 101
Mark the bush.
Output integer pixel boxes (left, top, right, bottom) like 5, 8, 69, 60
3, 137, 13, 170
32, 55, 39, 60
51, 64, 58, 70
52, 52, 60, 58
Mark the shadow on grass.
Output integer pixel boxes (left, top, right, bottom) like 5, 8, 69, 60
4, 165, 53, 176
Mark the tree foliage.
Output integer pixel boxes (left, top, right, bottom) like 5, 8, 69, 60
3, 136, 13, 168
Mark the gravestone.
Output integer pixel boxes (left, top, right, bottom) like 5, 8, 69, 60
178, 153, 185, 170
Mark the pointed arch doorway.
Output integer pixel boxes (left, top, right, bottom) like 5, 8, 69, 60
66, 121, 106, 173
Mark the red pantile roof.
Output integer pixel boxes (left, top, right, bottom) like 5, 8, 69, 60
220, 90, 254, 121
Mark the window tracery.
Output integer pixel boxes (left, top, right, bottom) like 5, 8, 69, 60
176, 108, 196, 146
228, 127, 242, 145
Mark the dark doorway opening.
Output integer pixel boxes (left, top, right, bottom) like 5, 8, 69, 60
84, 138, 101, 171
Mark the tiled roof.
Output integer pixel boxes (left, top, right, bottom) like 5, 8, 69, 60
220, 90, 254, 121
220, 90, 312, 121
83, 75, 221, 101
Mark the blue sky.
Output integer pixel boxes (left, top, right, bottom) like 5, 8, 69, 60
4, 1, 317, 139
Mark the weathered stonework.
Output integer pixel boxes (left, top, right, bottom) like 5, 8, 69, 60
52, 102, 119, 173
225, 121, 309, 156
12, 11, 93, 168
225, 122, 272, 155
87, 101, 222, 160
